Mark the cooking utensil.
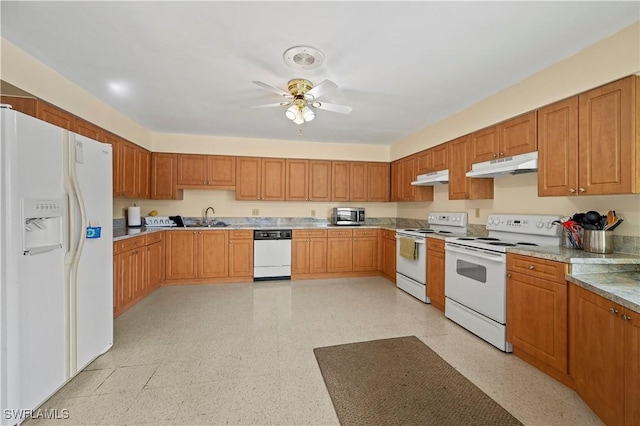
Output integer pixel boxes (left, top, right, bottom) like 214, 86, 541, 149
607, 210, 615, 227
585, 210, 601, 225
582, 223, 598, 230
607, 218, 624, 231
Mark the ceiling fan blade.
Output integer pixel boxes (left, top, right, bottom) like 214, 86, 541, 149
306, 80, 338, 100
312, 101, 353, 115
252, 80, 291, 97
251, 101, 291, 108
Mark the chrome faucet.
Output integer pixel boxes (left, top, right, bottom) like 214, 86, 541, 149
204, 207, 215, 226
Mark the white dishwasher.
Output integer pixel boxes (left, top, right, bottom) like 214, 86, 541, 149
253, 229, 292, 281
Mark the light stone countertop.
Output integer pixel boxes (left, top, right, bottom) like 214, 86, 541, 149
566, 272, 640, 313
507, 245, 640, 265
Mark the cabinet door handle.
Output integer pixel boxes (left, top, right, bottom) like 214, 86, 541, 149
499, 152, 504, 157
621, 314, 631, 321
569, 188, 576, 193
528, 265, 534, 270
578, 187, 585, 193
492, 153, 497, 158
507, 273, 512, 278
609, 307, 619, 314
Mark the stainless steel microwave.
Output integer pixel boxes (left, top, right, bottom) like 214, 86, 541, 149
331, 207, 365, 226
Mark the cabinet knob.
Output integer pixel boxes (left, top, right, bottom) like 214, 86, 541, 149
464, 194, 469, 199
492, 153, 497, 158
202, 181, 206, 184
578, 187, 585, 193
569, 188, 575, 193
507, 273, 512, 278
499, 152, 504, 157
528, 265, 534, 270
621, 314, 631, 321
609, 307, 619, 314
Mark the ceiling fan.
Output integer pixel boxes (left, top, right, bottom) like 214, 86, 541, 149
251, 79, 352, 125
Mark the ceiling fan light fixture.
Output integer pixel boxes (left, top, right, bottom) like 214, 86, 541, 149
293, 109, 305, 125
285, 105, 298, 120
301, 106, 315, 122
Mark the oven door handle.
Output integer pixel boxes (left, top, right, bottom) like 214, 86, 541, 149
445, 244, 506, 262
395, 236, 426, 245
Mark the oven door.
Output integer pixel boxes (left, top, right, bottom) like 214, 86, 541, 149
395, 236, 426, 284
444, 243, 507, 323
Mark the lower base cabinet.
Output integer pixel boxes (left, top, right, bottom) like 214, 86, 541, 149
426, 239, 445, 311
228, 230, 253, 279
327, 229, 379, 274
507, 254, 568, 379
570, 284, 639, 426
292, 229, 328, 277
113, 232, 164, 317
380, 230, 396, 283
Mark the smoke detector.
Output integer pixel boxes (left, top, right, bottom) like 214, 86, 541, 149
283, 46, 325, 70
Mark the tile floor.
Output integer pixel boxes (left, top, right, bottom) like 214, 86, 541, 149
27, 277, 603, 425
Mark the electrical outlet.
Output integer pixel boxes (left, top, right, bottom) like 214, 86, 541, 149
475, 208, 480, 218
252, 208, 259, 216
311, 209, 316, 217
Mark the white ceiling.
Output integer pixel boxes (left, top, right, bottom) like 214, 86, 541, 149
1, 2, 638, 145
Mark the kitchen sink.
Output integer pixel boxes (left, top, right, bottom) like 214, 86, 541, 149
184, 221, 228, 228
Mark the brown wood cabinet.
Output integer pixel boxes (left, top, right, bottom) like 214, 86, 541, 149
137, 149, 151, 199
292, 229, 328, 276
284, 159, 332, 202
198, 231, 229, 278
417, 144, 449, 174
119, 141, 138, 198
0, 95, 37, 116
36, 100, 74, 130
228, 230, 253, 279
327, 229, 353, 273
177, 154, 236, 189
472, 111, 537, 163
352, 229, 379, 272
507, 254, 568, 380
146, 233, 164, 292
570, 284, 639, 426
367, 162, 390, 202
331, 161, 350, 201
379, 229, 396, 283
113, 234, 162, 317
426, 238, 445, 312
151, 153, 182, 200
164, 231, 199, 280
74, 117, 104, 141
539, 76, 639, 196
394, 156, 433, 202
349, 162, 368, 202
448, 135, 494, 200
236, 157, 285, 200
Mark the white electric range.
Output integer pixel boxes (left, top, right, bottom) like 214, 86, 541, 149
444, 213, 562, 352
395, 212, 468, 303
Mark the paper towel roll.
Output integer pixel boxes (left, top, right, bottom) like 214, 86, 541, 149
127, 206, 141, 227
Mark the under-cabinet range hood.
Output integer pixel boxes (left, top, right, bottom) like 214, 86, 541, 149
411, 169, 449, 185
466, 151, 538, 178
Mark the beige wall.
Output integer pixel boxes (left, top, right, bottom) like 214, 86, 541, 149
394, 22, 640, 239
0, 39, 152, 148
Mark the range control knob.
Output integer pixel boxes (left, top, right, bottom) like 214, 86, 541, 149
546, 222, 554, 229
536, 221, 544, 229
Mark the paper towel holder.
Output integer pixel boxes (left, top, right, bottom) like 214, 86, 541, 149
127, 205, 142, 228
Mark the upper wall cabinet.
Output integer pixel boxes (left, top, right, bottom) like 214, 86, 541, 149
471, 111, 537, 164
177, 154, 236, 190
236, 157, 286, 201
417, 144, 449, 174
538, 76, 639, 196
393, 156, 433, 202
151, 153, 182, 200
332, 161, 391, 202
449, 135, 494, 200
285, 159, 332, 202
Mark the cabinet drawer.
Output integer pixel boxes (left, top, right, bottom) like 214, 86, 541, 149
145, 231, 163, 245
293, 229, 328, 238
229, 229, 252, 239
507, 254, 567, 283
353, 229, 378, 237
114, 235, 146, 254
328, 229, 353, 238
427, 238, 445, 252
381, 229, 396, 240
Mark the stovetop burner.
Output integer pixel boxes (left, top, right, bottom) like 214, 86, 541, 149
516, 242, 538, 246
488, 242, 516, 247
478, 237, 499, 241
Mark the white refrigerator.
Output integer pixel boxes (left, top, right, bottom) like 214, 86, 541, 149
0, 106, 113, 425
